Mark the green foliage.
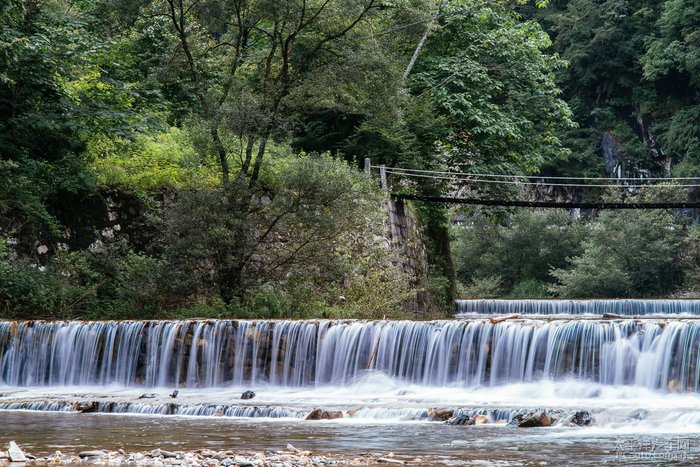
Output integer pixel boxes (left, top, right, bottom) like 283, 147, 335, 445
452, 209, 584, 296
159, 154, 386, 306
454, 208, 688, 299
5, 0, 700, 319
664, 107, 700, 164
535, 0, 699, 178
89, 128, 220, 191
677, 225, 700, 290
550, 210, 682, 297
461, 275, 504, 299
0, 239, 74, 317
412, 2, 574, 176
642, 0, 700, 85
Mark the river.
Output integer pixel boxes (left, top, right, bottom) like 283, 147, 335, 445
2, 300, 700, 464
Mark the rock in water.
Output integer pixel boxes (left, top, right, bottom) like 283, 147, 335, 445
473, 414, 490, 425
305, 409, 343, 420
427, 408, 453, 421
628, 409, 649, 421
445, 415, 475, 426
76, 401, 98, 413
78, 451, 107, 458
241, 390, 256, 400
170, 390, 178, 398
509, 410, 554, 427
569, 410, 592, 426
8, 441, 27, 462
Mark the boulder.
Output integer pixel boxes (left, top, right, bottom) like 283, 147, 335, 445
445, 415, 474, 426
569, 410, 592, 426
76, 401, 98, 413
508, 410, 553, 428
138, 393, 157, 399
8, 442, 26, 462
305, 409, 343, 420
426, 408, 453, 421
241, 390, 256, 400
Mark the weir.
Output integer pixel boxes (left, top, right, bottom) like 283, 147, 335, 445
456, 299, 700, 316
2, 317, 700, 392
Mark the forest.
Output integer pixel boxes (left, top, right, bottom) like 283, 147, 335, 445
1, 0, 699, 319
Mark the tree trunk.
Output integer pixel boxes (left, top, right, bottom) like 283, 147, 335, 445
211, 126, 230, 185
403, 0, 448, 80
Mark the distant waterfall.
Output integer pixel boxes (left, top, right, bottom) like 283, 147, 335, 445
2, 318, 700, 392
456, 299, 700, 316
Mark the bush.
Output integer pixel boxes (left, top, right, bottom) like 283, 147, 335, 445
509, 279, 550, 298
461, 276, 503, 299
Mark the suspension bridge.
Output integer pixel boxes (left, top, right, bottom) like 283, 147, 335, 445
365, 159, 700, 209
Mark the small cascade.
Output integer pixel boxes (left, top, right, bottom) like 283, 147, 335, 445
2, 318, 700, 392
0, 400, 303, 418
456, 299, 700, 316
0, 398, 535, 423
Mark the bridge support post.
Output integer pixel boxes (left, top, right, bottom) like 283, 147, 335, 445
379, 164, 388, 190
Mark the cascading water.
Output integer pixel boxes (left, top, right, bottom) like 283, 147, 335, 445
456, 299, 700, 316
4, 306, 700, 464
2, 318, 700, 392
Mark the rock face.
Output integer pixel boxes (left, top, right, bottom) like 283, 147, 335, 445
241, 390, 256, 400
446, 415, 475, 426
601, 131, 625, 178
427, 408, 453, 421
384, 197, 430, 316
8, 441, 27, 462
305, 409, 343, 420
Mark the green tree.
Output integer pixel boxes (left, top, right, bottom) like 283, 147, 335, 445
0, 0, 86, 241
411, 2, 573, 177
160, 155, 381, 302
642, 0, 700, 166
452, 209, 583, 296
550, 210, 682, 297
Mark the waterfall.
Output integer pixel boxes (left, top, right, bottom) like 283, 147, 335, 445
2, 318, 700, 392
456, 299, 700, 316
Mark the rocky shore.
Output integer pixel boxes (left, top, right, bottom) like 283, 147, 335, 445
0, 443, 419, 466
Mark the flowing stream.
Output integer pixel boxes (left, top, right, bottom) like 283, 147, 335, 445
2, 302, 700, 463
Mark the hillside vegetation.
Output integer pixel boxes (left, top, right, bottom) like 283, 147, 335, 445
1, 0, 698, 318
